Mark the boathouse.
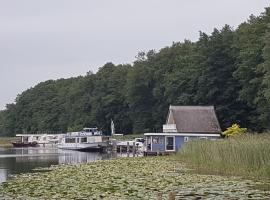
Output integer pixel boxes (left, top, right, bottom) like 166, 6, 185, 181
144, 105, 221, 154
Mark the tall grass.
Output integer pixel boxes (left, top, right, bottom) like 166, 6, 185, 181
176, 134, 270, 180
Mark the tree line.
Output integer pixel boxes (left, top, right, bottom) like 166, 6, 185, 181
1, 8, 270, 136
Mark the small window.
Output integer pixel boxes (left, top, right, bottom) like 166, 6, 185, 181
199, 137, 207, 140
152, 137, 163, 144
184, 137, 189, 142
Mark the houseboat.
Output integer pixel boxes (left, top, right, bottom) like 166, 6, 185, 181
144, 105, 221, 155
13, 134, 65, 147
58, 128, 110, 151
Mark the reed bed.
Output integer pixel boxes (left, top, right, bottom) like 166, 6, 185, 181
177, 134, 270, 180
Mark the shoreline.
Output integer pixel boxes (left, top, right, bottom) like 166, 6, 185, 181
0, 137, 16, 148
1, 156, 270, 199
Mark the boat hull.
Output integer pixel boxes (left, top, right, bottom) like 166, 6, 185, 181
12, 142, 38, 148
58, 142, 107, 151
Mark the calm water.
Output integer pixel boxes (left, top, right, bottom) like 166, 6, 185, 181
0, 147, 116, 183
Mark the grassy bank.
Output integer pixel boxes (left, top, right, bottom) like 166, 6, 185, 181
177, 134, 270, 180
0, 137, 17, 147
1, 157, 270, 199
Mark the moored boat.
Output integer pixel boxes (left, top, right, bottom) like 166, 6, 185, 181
14, 134, 65, 147
58, 128, 110, 151
12, 141, 38, 148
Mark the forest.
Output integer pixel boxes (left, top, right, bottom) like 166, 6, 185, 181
0, 8, 270, 136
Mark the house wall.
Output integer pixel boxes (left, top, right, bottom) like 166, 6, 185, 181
151, 136, 165, 152
151, 136, 185, 152
175, 136, 185, 151
148, 134, 220, 153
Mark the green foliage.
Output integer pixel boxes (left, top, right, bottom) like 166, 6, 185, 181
1, 7, 270, 135
0, 111, 6, 136
222, 124, 247, 137
233, 9, 270, 131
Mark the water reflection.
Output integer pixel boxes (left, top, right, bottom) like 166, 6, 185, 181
0, 147, 116, 183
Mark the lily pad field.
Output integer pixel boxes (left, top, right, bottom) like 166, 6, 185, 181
1, 157, 270, 199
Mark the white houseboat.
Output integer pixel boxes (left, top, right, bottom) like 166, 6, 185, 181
58, 128, 110, 151
13, 134, 65, 147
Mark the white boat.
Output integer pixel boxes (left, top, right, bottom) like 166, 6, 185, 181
117, 138, 145, 152
15, 134, 65, 147
58, 128, 110, 151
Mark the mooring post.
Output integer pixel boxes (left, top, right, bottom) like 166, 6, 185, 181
132, 142, 135, 157
120, 145, 122, 155
127, 142, 130, 157
113, 141, 117, 152
136, 143, 139, 157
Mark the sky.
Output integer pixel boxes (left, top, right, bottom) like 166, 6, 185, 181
0, 0, 269, 110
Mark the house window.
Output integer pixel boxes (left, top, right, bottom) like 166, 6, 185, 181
199, 137, 207, 140
184, 137, 189, 142
152, 137, 163, 144
165, 136, 174, 151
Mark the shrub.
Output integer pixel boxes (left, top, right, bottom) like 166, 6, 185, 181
222, 124, 247, 137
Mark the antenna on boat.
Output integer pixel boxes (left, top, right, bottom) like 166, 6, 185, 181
111, 119, 115, 136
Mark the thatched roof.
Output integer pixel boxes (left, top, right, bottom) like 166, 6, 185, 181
167, 105, 221, 133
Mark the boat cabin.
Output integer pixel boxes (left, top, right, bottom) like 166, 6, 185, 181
144, 105, 221, 154
15, 134, 65, 146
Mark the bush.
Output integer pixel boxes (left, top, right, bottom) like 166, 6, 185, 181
222, 124, 247, 137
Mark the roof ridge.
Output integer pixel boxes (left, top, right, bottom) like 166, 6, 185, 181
170, 105, 214, 110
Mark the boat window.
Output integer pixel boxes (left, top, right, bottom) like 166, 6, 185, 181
136, 138, 145, 143
65, 138, 76, 143
184, 137, 189, 142
81, 137, 87, 143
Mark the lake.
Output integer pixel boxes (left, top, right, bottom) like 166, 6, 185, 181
0, 147, 117, 183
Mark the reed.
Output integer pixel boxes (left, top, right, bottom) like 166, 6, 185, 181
177, 134, 270, 180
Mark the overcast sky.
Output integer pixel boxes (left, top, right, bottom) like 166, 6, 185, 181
0, 0, 269, 110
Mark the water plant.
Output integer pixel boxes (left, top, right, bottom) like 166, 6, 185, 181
1, 157, 270, 199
